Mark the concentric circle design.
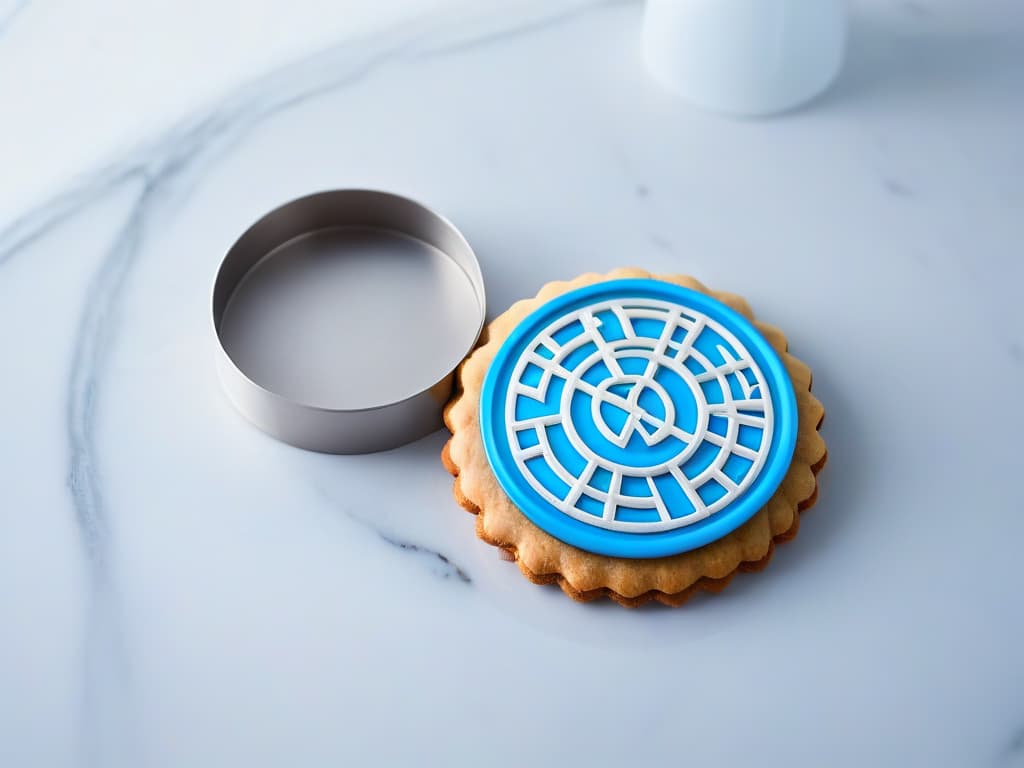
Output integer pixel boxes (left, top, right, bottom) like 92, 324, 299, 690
479, 279, 798, 558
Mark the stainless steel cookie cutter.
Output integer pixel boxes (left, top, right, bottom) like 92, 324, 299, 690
212, 189, 486, 453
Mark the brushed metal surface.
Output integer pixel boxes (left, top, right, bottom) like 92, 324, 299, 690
212, 190, 485, 453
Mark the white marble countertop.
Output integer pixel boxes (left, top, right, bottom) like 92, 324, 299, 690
2, 0, 1023, 765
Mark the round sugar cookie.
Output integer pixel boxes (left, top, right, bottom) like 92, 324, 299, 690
442, 268, 827, 607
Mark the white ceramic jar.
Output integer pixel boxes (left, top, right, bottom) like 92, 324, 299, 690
642, 0, 847, 116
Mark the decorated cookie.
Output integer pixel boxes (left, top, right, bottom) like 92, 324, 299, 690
442, 269, 826, 607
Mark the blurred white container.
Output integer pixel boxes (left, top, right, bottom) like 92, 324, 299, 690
642, 0, 847, 116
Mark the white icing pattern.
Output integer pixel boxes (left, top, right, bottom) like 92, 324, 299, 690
504, 298, 775, 532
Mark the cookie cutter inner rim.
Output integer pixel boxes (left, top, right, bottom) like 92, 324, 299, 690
212, 189, 486, 415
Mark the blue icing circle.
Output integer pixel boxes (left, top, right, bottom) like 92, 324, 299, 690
479, 279, 799, 559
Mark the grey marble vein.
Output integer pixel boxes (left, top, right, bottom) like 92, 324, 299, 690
0, 167, 137, 266
417, 0, 635, 59
377, 532, 472, 584
67, 174, 147, 568
318, 485, 473, 584
67, 167, 196, 768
